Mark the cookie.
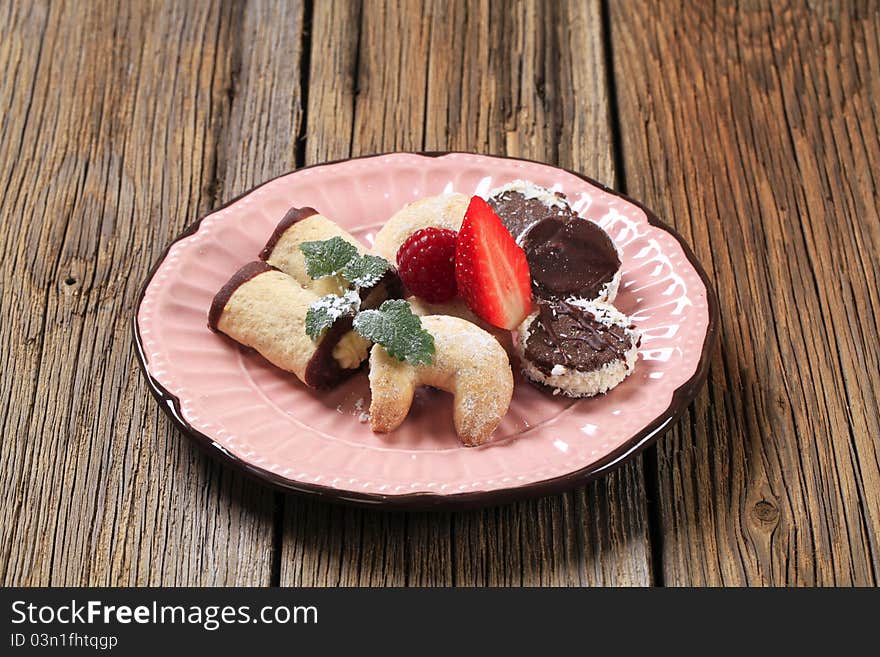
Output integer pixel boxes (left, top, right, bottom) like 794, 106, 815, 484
209, 262, 370, 389
486, 180, 576, 243
407, 295, 492, 333
521, 216, 622, 303
368, 315, 513, 446
259, 205, 403, 303
515, 299, 639, 398
370, 193, 469, 262
407, 295, 513, 353
487, 181, 621, 303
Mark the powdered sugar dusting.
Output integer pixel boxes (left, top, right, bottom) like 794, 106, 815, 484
309, 289, 360, 321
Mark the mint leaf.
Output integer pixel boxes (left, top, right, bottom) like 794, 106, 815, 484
300, 236, 358, 280
305, 291, 361, 341
341, 254, 392, 289
353, 299, 435, 366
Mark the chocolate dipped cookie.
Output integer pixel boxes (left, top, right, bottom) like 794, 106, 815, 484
487, 180, 621, 303
515, 299, 640, 398
209, 261, 370, 389
259, 205, 403, 305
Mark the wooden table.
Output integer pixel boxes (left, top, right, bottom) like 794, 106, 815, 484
2, 0, 878, 586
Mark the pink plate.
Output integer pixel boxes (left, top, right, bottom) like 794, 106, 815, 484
134, 153, 718, 509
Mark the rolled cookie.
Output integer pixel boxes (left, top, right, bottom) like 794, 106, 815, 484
515, 299, 640, 398
371, 193, 469, 262
208, 261, 370, 389
486, 180, 576, 243
368, 315, 513, 446
259, 206, 404, 303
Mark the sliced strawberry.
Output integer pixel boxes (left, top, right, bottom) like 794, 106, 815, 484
455, 196, 532, 330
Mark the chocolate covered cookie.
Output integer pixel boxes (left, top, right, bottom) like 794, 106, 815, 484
486, 180, 575, 243
209, 262, 370, 389
515, 299, 640, 398
260, 206, 403, 305
522, 216, 622, 303
487, 181, 621, 303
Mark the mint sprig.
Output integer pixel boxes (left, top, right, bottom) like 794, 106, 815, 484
299, 238, 428, 364
300, 237, 393, 290
353, 299, 435, 366
300, 236, 359, 279
342, 253, 392, 289
305, 291, 361, 340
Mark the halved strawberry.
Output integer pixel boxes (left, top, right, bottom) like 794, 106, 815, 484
455, 196, 532, 330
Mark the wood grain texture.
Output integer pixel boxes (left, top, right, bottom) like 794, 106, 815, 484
218, 0, 306, 197
279, 0, 652, 586
610, 0, 880, 585
0, 0, 279, 585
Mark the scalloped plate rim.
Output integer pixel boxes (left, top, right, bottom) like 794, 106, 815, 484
132, 151, 719, 511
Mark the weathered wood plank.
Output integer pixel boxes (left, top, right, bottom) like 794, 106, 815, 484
280, 0, 652, 586
0, 0, 281, 585
610, 0, 880, 585
218, 0, 306, 198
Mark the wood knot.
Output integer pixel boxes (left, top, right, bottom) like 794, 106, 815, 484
753, 500, 779, 523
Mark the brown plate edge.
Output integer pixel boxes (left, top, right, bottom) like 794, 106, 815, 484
131, 151, 720, 512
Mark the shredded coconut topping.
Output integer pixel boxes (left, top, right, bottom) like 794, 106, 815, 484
485, 179, 568, 209
565, 298, 628, 326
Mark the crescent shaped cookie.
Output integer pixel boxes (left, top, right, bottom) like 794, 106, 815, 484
208, 262, 370, 389
368, 315, 513, 446
406, 295, 513, 354
370, 193, 469, 262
